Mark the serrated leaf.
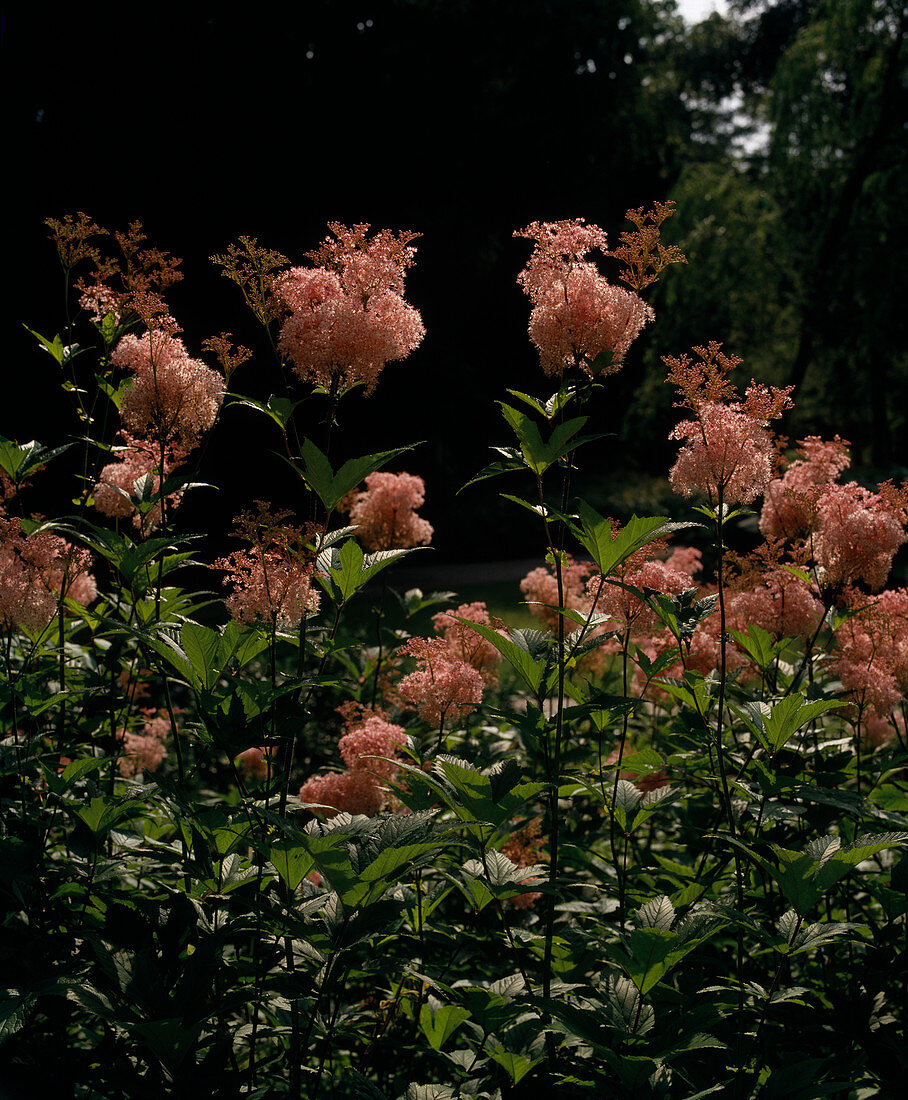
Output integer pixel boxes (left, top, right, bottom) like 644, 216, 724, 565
635, 895, 675, 930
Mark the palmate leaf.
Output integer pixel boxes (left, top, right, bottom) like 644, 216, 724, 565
451, 617, 548, 697
599, 975, 655, 1036
575, 502, 696, 579
731, 693, 844, 754
497, 384, 580, 421
296, 811, 452, 909
724, 831, 908, 916
459, 449, 525, 493
487, 1044, 544, 1085
650, 588, 718, 643
320, 538, 428, 603
609, 898, 726, 995
0, 435, 73, 482
229, 393, 301, 432
418, 997, 472, 1051
296, 438, 420, 512
774, 910, 860, 955
430, 755, 545, 828
729, 624, 782, 671
0, 988, 38, 1041
497, 402, 605, 476
24, 325, 85, 366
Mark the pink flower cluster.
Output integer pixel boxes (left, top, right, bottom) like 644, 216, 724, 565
670, 400, 778, 506
515, 219, 653, 378
341, 472, 433, 552
589, 554, 698, 635
827, 590, 908, 741
216, 504, 321, 630
760, 437, 908, 593
92, 316, 224, 528
666, 344, 793, 506
432, 602, 504, 686
520, 553, 596, 633
237, 746, 270, 781
117, 710, 169, 778
112, 331, 225, 454
811, 483, 908, 592
299, 711, 408, 817
219, 548, 320, 629
275, 223, 425, 394
760, 436, 851, 541
94, 433, 183, 529
728, 567, 824, 641
0, 514, 96, 632
398, 636, 484, 729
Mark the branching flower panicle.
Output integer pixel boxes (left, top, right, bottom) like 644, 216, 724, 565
667, 343, 793, 506
515, 217, 653, 378
760, 435, 852, 541
93, 433, 184, 529
398, 636, 484, 729
608, 200, 687, 292
73, 218, 183, 328
112, 330, 225, 454
117, 709, 169, 779
432, 601, 505, 686
201, 333, 253, 382
275, 223, 425, 394
0, 515, 96, 633
45, 212, 105, 273
210, 236, 291, 329
216, 503, 321, 628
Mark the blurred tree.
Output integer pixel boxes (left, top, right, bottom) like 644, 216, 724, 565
627, 0, 908, 474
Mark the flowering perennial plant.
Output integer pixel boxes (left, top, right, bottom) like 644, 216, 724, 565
5, 206, 908, 1100
432, 601, 504, 685
93, 432, 184, 528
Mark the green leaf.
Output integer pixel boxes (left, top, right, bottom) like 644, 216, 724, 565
321, 539, 427, 603
498, 402, 599, 475
729, 624, 780, 671
733, 694, 844, 755
773, 910, 860, 955
0, 988, 37, 1041
75, 795, 147, 836
297, 438, 420, 512
576, 504, 694, 578
724, 831, 908, 916
181, 622, 221, 691
499, 402, 549, 474
268, 842, 316, 890
418, 999, 471, 1050
635, 894, 675, 930
487, 1046, 542, 1084
434, 755, 544, 828
332, 447, 420, 505
0, 436, 72, 482
451, 617, 547, 697
459, 450, 525, 493
24, 326, 83, 366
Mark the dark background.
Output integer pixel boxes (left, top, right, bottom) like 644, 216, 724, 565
4, 0, 907, 562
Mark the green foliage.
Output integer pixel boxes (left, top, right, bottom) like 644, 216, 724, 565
5, 176, 908, 1098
